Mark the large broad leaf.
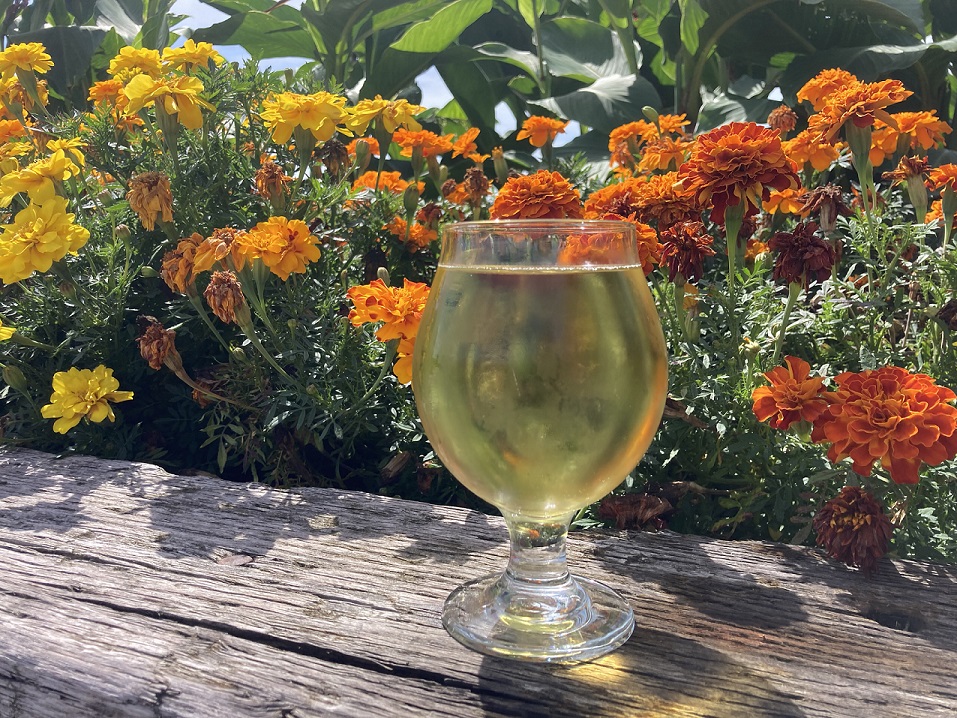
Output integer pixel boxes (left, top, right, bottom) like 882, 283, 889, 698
594, 0, 639, 73
539, 17, 640, 82
362, 46, 436, 98
678, 0, 708, 56
474, 41, 541, 86
372, 0, 449, 31
824, 0, 925, 34
299, 0, 409, 61
92, 0, 142, 42
536, 74, 661, 132
10, 26, 106, 91
192, 11, 318, 59
695, 91, 777, 133
438, 48, 498, 136
390, 0, 492, 53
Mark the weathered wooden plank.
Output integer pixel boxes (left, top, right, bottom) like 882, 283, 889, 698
0, 448, 955, 717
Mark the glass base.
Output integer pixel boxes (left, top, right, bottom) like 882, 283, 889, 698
442, 571, 635, 663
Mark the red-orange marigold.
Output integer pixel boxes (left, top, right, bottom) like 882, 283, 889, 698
752, 355, 829, 430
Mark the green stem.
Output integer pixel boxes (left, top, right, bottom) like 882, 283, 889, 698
771, 282, 801, 366
187, 293, 231, 352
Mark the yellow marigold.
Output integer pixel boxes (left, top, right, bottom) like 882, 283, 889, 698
127, 172, 173, 231
351, 170, 420, 195
0, 317, 15, 340
384, 216, 437, 251
0, 75, 48, 112
345, 96, 424, 135
633, 171, 701, 229
676, 122, 799, 224
796, 68, 860, 111
764, 186, 808, 216
237, 216, 321, 281
45, 138, 86, 168
162, 40, 225, 72
489, 170, 583, 219
745, 238, 769, 263
0, 42, 53, 78
0, 119, 25, 143
638, 135, 691, 173
782, 129, 843, 172
204, 270, 247, 324
261, 91, 349, 144
346, 277, 430, 342
40, 365, 133, 434
160, 233, 204, 293
393, 128, 454, 159
108, 47, 163, 82
516, 116, 568, 148
0, 150, 81, 207
0, 196, 90, 284
927, 163, 957, 193
123, 74, 215, 131
192, 227, 247, 277
807, 79, 912, 144
0, 141, 31, 171
88, 79, 126, 106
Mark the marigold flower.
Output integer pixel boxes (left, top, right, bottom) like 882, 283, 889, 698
40, 365, 134, 434
676, 121, 799, 225
346, 277, 430, 342
927, 164, 957, 193
764, 186, 808, 216
557, 222, 639, 267
46, 138, 86, 169
752, 356, 828, 430
451, 127, 488, 163
638, 135, 690, 173
796, 68, 860, 111
659, 220, 715, 283
767, 105, 798, 134
162, 40, 225, 72
108, 47, 163, 81
635, 172, 701, 229
88, 79, 126, 107
204, 270, 247, 324
768, 221, 836, 287
608, 121, 652, 169
871, 111, 951, 164
346, 136, 379, 157
441, 179, 469, 205
345, 96, 424, 135
254, 161, 293, 202
745, 238, 768, 263
813, 486, 893, 574
351, 170, 418, 195
463, 166, 491, 205
516, 116, 568, 148
160, 233, 204, 293
0, 119, 25, 143
807, 79, 912, 145
0, 42, 53, 78
926, 199, 957, 230
811, 367, 957, 484
0, 197, 90, 284
393, 128, 454, 159
798, 184, 852, 232
0, 150, 81, 206
137, 317, 179, 371
489, 170, 583, 219
192, 227, 247, 276
392, 337, 416, 385
127, 172, 173, 231
123, 74, 215, 130
261, 91, 348, 144
238, 216, 320, 281
0, 75, 48, 112
782, 129, 843, 172
584, 178, 646, 218
384, 216, 437, 251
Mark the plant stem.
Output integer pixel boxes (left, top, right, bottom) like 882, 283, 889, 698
771, 282, 801, 366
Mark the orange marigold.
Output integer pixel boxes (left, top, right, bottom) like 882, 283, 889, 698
489, 170, 583, 219
451, 127, 488, 163
351, 170, 419, 195
676, 122, 799, 225
810, 366, 957, 484
926, 199, 957, 230
634, 172, 700, 229
927, 164, 957, 193
638, 136, 691, 173
583, 178, 646, 218
796, 68, 860, 111
237, 216, 321, 281
767, 105, 798, 134
346, 278, 430, 343
659, 220, 715, 283
384, 216, 437, 252
806, 79, 912, 144
393, 128, 454, 159
752, 355, 829, 430
346, 136, 380, 157
516, 116, 568, 148
192, 227, 247, 277
764, 186, 809, 216
782, 129, 843, 172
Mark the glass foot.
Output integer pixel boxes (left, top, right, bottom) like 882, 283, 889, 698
442, 572, 635, 663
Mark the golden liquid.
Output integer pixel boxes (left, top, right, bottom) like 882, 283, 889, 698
412, 266, 668, 518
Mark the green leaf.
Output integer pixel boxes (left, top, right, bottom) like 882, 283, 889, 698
678, 0, 708, 56
517, 0, 542, 28
372, 0, 448, 31
191, 11, 319, 59
390, 0, 492, 53
824, 0, 924, 34
695, 90, 777, 133
474, 41, 540, 80
539, 17, 639, 81
437, 47, 498, 133
362, 47, 435, 99
92, 0, 142, 42
9, 26, 106, 91
536, 74, 661, 132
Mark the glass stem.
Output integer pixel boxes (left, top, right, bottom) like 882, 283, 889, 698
503, 512, 575, 587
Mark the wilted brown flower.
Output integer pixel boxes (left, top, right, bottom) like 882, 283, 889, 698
813, 486, 893, 574
799, 184, 852, 232
938, 298, 957, 331
598, 493, 673, 531
317, 137, 349, 179
659, 220, 716, 283
882, 155, 930, 184
160, 233, 204, 293
127, 171, 173, 231
767, 104, 798, 135
768, 221, 836, 287
463, 166, 491, 205
416, 202, 442, 230
254, 160, 292, 202
192, 227, 247, 277
136, 316, 180, 371
204, 270, 247, 324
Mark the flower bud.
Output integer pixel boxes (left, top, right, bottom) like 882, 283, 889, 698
2, 364, 29, 395
402, 184, 420, 217
376, 266, 391, 286
115, 223, 132, 243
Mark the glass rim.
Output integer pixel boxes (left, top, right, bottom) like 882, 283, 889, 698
440, 219, 637, 233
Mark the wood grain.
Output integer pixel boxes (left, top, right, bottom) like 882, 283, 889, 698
0, 448, 955, 717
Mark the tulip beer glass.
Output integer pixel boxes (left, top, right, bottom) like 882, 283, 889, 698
412, 220, 668, 662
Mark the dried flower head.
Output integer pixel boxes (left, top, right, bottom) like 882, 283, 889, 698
204, 270, 247, 324
136, 316, 179, 371
463, 166, 491, 205
659, 220, 716, 283
752, 355, 828, 430
316, 137, 349, 179
768, 221, 836, 287
882, 155, 930, 185
813, 486, 893, 574
489, 170, 583, 219
254, 161, 293, 202
160, 233, 204, 293
598, 493, 672, 531
767, 105, 798, 134
127, 172, 173, 231
811, 367, 957, 484
798, 184, 852, 232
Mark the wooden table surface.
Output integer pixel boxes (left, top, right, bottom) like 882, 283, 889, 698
1, 448, 955, 717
